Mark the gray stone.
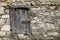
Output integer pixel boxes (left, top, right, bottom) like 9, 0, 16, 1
0, 38, 2, 40
3, 38, 11, 40
43, 18, 50, 23
43, 35, 48, 37
5, 9, 9, 14
32, 27, 39, 30
0, 7, 4, 14
34, 17, 39, 20
32, 26, 40, 34
0, 19, 6, 26
1, 25, 10, 31
32, 32, 39, 35
45, 23, 55, 30
0, 3, 7, 6
45, 23, 51, 29
6, 32, 10, 35
48, 32, 59, 36
2, 15, 9, 18
39, 22, 45, 28
49, 6, 56, 10
20, 0, 25, 2
0, 31, 6, 36
3, 38, 8, 40
31, 20, 37, 23
11, 0, 15, 2
0, 16, 1, 18
50, 24, 55, 29
18, 34, 26, 38
0, 26, 1, 27
56, 19, 60, 27
56, 12, 60, 17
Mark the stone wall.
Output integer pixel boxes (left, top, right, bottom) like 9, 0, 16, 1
0, 2, 60, 40
30, 6, 60, 40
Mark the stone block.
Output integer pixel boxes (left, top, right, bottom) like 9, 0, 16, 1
5, 9, 9, 14
0, 7, 4, 14
11, 0, 15, 2
31, 20, 37, 23
3, 38, 10, 40
0, 31, 6, 36
53, 0, 60, 2
48, 32, 59, 36
43, 35, 48, 37
0, 2, 7, 6
0, 19, 6, 26
18, 34, 26, 38
2, 15, 9, 18
0, 38, 2, 40
6, 32, 10, 35
56, 12, 60, 17
1, 25, 10, 31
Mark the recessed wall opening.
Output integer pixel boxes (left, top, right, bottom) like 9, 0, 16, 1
9, 6, 32, 37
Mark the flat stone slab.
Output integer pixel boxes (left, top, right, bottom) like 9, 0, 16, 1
1, 25, 10, 31
0, 2, 7, 7
0, 19, 6, 26
2, 15, 9, 18
0, 7, 4, 14
0, 31, 6, 36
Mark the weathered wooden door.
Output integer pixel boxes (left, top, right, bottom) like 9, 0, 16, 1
9, 7, 31, 36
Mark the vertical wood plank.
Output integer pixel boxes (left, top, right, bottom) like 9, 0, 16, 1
10, 8, 32, 36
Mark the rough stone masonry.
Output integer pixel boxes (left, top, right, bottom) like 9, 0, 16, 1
0, 1, 60, 40
0, 6, 10, 35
